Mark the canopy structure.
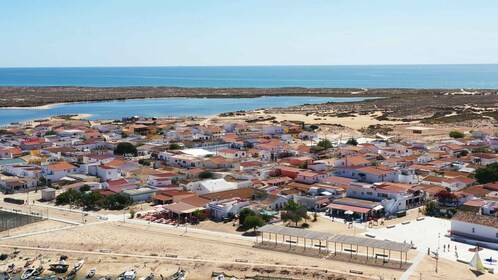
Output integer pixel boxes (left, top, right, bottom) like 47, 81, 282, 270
256, 225, 412, 267
328, 235, 412, 252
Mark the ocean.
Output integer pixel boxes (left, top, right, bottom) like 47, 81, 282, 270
0, 64, 497, 88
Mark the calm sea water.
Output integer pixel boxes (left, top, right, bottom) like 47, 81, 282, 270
0, 65, 497, 88
0, 96, 371, 126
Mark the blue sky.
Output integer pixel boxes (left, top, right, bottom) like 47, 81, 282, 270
1, 0, 497, 67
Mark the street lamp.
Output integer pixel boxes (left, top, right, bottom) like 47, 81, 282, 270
436, 233, 440, 273
184, 217, 188, 233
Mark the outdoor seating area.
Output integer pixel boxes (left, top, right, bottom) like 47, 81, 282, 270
255, 225, 412, 269
137, 204, 208, 225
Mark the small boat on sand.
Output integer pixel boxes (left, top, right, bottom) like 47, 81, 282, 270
33, 265, 45, 276
86, 268, 97, 278
6, 264, 15, 274
138, 273, 154, 280
34, 275, 60, 280
96, 274, 111, 280
21, 267, 37, 280
117, 269, 137, 280
73, 260, 85, 272
24, 260, 34, 268
48, 264, 70, 273
167, 268, 187, 280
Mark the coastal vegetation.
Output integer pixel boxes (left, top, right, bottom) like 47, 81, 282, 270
449, 131, 465, 138
475, 162, 498, 184
114, 142, 138, 157
56, 187, 131, 210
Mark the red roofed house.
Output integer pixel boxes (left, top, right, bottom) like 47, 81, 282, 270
42, 162, 80, 182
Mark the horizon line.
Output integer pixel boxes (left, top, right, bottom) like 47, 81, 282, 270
1, 63, 498, 69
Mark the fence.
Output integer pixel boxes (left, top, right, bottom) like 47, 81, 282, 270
0, 210, 45, 232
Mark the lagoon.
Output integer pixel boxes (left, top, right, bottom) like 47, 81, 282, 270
0, 96, 371, 126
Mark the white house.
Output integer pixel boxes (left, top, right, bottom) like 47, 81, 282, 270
217, 148, 247, 159
335, 166, 398, 183
186, 178, 250, 195
451, 211, 498, 250
41, 162, 81, 182
207, 198, 250, 220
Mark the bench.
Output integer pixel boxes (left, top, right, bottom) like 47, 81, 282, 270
314, 244, 326, 248
402, 221, 410, 225
365, 233, 376, 238
165, 254, 178, 258
416, 217, 425, 221
100, 249, 112, 253
235, 259, 248, 263
285, 240, 297, 244
386, 225, 395, 229
344, 248, 357, 253
349, 270, 363, 275
37, 245, 49, 248
375, 253, 388, 259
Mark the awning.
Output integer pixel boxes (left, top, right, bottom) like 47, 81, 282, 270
373, 205, 384, 211
326, 203, 371, 214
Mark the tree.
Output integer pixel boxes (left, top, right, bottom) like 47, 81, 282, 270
199, 171, 214, 179
434, 190, 457, 205
244, 215, 265, 232
310, 146, 325, 154
171, 177, 180, 185
44, 130, 56, 136
472, 147, 489, 154
192, 209, 202, 222
79, 185, 91, 192
129, 205, 137, 219
138, 159, 151, 166
449, 131, 464, 138
282, 200, 308, 227
309, 124, 319, 131
475, 162, 498, 184
284, 200, 300, 211
346, 138, 358, 146
317, 139, 333, 149
423, 199, 439, 216
81, 191, 103, 210
239, 208, 256, 225
56, 189, 81, 205
169, 143, 182, 150
121, 131, 129, 138
114, 142, 137, 156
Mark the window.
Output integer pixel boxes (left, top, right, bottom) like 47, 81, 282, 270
367, 192, 373, 195
472, 228, 475, 233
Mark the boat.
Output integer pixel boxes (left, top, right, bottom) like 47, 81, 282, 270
34, 276, 60, 280
86, 268, 97, 278
117, 269, 137, 280
24, 260, 34, 268
48, 264, 70, 273
1, 272, 12, 280
73, 260, 85, 272
33, 266, 45, 276
96, 274, 111, 280
21, 267, 37, 280
65, 272, 76, 280
138, 273, 154, 280
167, 269, 187, 280
468, 248, 486, 274
6, 264, 15, 274
211, 272, 236, 280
